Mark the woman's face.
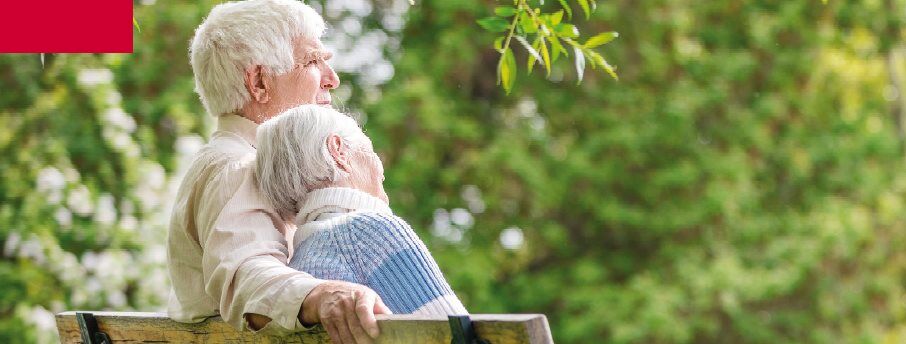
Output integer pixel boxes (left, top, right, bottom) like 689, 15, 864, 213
348, 139, 388, 204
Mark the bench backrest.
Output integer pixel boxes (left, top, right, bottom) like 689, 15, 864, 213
56, 311, 553, 343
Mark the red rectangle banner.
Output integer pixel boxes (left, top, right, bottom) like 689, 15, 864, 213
0, 1, 133, 53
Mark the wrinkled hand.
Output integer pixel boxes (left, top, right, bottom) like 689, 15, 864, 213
301, 281, 393, 344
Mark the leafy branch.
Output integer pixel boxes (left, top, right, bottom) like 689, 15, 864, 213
478, 0, 618, 94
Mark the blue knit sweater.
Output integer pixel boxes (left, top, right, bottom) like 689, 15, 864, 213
288, 188, 467, 315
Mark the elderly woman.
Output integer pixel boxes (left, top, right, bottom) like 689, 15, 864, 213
255, 104, 468, 315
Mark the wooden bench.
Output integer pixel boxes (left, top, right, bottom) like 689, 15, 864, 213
56, 311, 553, 343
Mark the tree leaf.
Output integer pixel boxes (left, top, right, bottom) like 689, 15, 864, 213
574, 46, 585, 84
577, 0, 591, 19
555, 24, 579, 38
550, 36, 567, 61
539, 36, 551, 76
478, 17, 510, 33
516, 35, 543, 63
584, 31, 618, 48
586, 50, 598, 70
550, 11, 564, 26
539, 24, 551, 36
557, 0, 573, 19
597, 54, 619, 80
495, 6, 518, 17
494, 36, 506, 52
519, 12, 538, 34
133, 17, 141, 33
586, 50, 618, 80
499, 48, 517, 94
497, 51, 505, 85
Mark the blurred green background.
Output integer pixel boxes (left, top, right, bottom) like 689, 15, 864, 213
2, 0, 906, 343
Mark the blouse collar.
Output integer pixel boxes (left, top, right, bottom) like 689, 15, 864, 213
295, 187, 392, 225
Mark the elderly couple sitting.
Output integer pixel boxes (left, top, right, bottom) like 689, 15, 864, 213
166, 0, 465, 343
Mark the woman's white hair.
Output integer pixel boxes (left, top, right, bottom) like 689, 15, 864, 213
190, 0, 325, 116
256, 104, 369, 219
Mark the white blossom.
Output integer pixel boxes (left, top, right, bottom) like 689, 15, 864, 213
36, 167, 66, 193
67, 185, 94, 216
431, 208, 451, 238
120, 215, 138, 232
18, 235, 46, 265
175, 135, 204, 156
500, 227, 525, 250
450, 208, 474, 228
3, 232, 20, 257
103, 108, 136, 133
106, 291, 127, 308
94, 193, 117, 226
77, 69, 113, 87
25, 305, 59, 344
461, 185, 486, 214
54, 207, 72, 229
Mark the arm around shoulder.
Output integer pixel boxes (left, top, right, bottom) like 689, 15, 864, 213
196, 166, 326, 332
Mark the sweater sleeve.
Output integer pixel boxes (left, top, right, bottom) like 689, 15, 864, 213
335, 212, 468, 315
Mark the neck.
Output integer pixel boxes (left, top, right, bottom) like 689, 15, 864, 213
317, 179, 353, 190
237, 105, 278, 124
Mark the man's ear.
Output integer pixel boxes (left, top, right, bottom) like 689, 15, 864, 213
244, 65, 271, 104
326, 134, 352, 173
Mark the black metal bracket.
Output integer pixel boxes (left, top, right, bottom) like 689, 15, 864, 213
76, 312, 112, 344
449, 315, 489, 344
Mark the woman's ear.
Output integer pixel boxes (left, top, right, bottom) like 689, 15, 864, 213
244, 65, 271, 104
326, 134, 352, 173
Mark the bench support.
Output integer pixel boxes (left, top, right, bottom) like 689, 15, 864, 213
448, 315, 489, 344
76, 312, 111, 344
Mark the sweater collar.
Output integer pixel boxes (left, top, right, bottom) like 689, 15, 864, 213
295, 187, 392, 225
216, 114, 259, 148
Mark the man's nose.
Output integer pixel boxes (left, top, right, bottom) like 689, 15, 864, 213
321, 64, 339, 90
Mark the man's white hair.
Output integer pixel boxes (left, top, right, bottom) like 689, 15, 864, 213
190, 0, 326, 116
256, 105, 369, 219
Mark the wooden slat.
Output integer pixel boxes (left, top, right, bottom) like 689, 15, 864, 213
56, 311, 553, 343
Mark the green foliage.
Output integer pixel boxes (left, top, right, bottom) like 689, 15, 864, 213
478, 0, 619, 93
358, 0, 906, 342
0, 2, 212, 342
1, 0, 905, 343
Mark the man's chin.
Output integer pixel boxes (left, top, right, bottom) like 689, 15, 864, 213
314, 99, 333, 108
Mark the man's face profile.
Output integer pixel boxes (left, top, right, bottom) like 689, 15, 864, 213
266, 36, 339, 112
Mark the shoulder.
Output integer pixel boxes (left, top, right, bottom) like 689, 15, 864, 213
176, 137, 272, 222
346, 212, 410, 230
339, 211, 425, 248
186, 135, 256, 181
189, 132, 256, 180
192, 131, 256, 185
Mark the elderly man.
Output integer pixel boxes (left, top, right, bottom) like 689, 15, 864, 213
166, 1, 390, 343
